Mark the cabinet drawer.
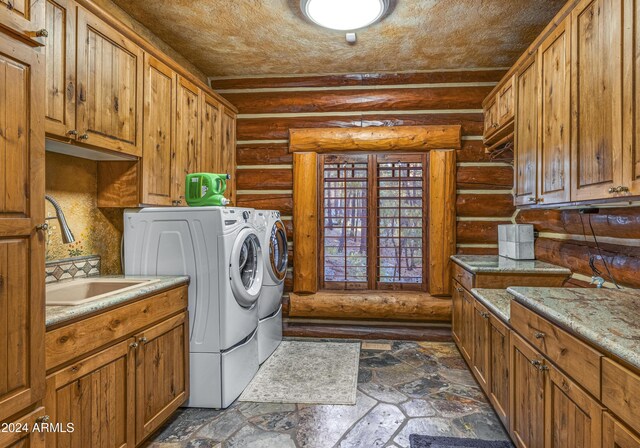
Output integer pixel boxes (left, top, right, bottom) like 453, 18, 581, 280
602, 358, 640, 435
510, 300, 602, 398
452, 263, 474, 291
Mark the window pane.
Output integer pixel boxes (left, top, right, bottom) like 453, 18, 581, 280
322, 159, 369, 285
376, 160, 424, 285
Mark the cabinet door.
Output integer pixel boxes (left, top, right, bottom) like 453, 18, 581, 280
76, 7, 143, 156
484, 98, 498, 138
141, 54, 175, 206
0, 407, 46, 448
44, 0, 75, 139
488, 315, 510, 429
44, 339, 136, 448
0, 0, 44, 43
514, 55, 539, 206
472, 299, 490, 392
538, 18, 571, 204
545, 363, 603, 448
135, 312, 189, 443
220, 107, 237, 205
0, 33, 45, 423
603, 413, 640, 448
498, 76, 515, 127
459, 290, 474, 362
571, 0, 624, 201
200, 91, 222, 173
174, 76, 200, 205
626, 0, 640, 196
451, 281, 464, 346
510, 333, 545, 448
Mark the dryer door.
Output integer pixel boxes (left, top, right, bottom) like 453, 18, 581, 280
268, 220, 288, 283
230, 228, 264, 307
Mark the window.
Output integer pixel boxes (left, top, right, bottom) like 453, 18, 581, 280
320, 153, 428, 291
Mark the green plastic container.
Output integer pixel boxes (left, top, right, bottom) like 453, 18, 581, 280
185, 173, 231, 206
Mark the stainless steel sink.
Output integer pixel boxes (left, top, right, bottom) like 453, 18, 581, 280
46, 278, 160, 306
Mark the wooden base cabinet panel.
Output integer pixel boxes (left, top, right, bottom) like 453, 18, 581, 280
472, 299, 491, 392
460, 290, 474, 362
510, 333, 545, 448
488, 315, 510, 429
603, 413, 640, 448
135, 312, 189, 444
0, 407, 47, 448
44, 339, 136, 448
451, 282, 464, 346
545, 364, 603, 448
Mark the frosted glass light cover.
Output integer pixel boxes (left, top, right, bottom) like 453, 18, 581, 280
302, 0, 388, 31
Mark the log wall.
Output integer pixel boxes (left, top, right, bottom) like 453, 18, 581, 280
211, 70, 516, 294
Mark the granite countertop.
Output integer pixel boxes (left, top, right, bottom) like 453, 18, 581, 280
470, 288, 512, 323
46, 275, 190, 328
508, 287, 640, 371
451, 255, 572, 275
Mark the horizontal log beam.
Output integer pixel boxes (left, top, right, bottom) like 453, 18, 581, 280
457, 221, 507, 244
457, 165, 513, 190
456, 247, 499, 255
237, 142, 292, 165
289, 292, 452, 322
456, 193, 515, 217
289, 125, 462, 153
283, 320, 453, 342
236, 168, 293, 190
236, 194, 293, 214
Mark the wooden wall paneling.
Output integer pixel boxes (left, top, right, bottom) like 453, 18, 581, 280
174, 76, 201, 205
44, 0, 76, 138
292, 152, 318, 294
514, 55, 539, 206
288, 292, 451, 322
289, 125, 462, 153
200, 92, 222, 174
141, 54, 176, 206
571, 0, 624, 200
538, 17, 572, 204
0, 32, 46, 422
456, 165, 513, 190
220, 107, 237, 204
428, 150, 457, 296
76, 7, 143, 156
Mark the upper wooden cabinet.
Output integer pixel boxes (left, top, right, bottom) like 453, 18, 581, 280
570, 0, 624, 201
483, 75, 515, 145
0, 32, 45, 422
625, 0, 640, 196
200, 91, 222, 174
76, 7, 143, 156
220, 107, 237, 205
514, 56, 538, 206
0, 0, 46, 45
538, 19, 571, 205
174, 76, 201, 205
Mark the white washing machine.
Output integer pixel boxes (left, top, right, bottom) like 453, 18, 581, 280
252, 210, 288, 363
123, 206, 263, 409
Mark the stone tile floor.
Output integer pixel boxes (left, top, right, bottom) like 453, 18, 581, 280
143, 340, 511, 448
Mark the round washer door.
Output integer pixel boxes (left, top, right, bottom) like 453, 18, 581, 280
268, 220, 288, 283
230, 228, 264, 308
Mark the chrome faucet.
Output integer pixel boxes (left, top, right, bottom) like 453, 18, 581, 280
591, 276, 606, 288
45, 195, 75, 244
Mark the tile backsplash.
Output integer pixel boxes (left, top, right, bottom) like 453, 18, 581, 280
45, 151, 123, 274
45, 255, 101, 283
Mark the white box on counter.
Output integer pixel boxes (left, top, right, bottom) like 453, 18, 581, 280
498, 224, 535, 260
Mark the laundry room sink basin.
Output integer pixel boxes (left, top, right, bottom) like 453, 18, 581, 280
46, 278, 161, 306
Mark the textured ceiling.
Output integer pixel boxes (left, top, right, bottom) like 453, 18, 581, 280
111, 0, 567, 77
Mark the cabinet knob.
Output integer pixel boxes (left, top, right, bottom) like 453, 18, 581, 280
35, 415, 50, 424
35, 29, 48, 37
129, 342, 139, 349
456, 287, 464, 292
528, 196, 537, 203
78, 133, 89, 141
36, 222, 49, 232
481, 311, 490, 319
139, 337, 148, 344
534, 331, 545, 339
66, 129, 78, 136
618, 186, 629, 193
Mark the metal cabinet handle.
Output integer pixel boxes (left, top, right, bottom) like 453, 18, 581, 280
139, 337, 148, 344
35, 29, 48, 37
618, 186, 629, 193
66, 129, 78, 136
534, 331, 545, 339
36, 222, 49, 231
78, 133, 89, 141
456, 287, 464, 292
528, 197, 537, 203
129, 342, 139, 349
608, 187, 617, 194
36, 415, 50, 424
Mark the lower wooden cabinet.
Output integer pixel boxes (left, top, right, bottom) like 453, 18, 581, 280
488, 314, 510, 429
510, 333, 546, 448
471, 299, 491, 392
460, 290, 474, 361
0, 407, 47, 448
135, 312, 189, 443
603, 413, 640, 448
45, 339, 136, 448
451, 281, 464, 346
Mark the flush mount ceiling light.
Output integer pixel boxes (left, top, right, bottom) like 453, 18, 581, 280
301, 0, 389, 31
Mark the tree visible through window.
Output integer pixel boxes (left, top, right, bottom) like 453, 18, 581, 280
320, 153, 428, 291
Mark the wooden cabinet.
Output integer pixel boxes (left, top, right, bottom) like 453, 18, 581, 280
471, 299, 490, 392
488, 314, 510, 429
174, 76, 201, 205
451, 281, 464, 346
545, 362, 603, 448
76, 6, 143, 156
514, 55, 539, 206
44, 339, 136, 448
220, 107, 237, 205
626, 0, 640, 196
200, 91, 222, 174
141, 54, 176, 206
538, 18, 571, 205
459, 290, 474, 362
135, 312, 189, 443
603, 413, 640, 448
0, 407, 47, 448
602, 358, 640, 436
484, 97, 498, 139
570, 0, 624, 201
510, 332, 546, 448
0, 0, 45, 45
483, 75, 515, 145
497, 76, 515, 127
0, 32, 45, 423
44, 0, 76, 137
